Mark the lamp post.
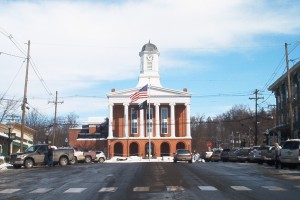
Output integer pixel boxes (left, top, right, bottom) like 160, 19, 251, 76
6, 121, 13, 157
65, 138, 68, 147
45, 125, 53, 144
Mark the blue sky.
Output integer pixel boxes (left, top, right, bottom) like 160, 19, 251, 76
1, 0, 300, 123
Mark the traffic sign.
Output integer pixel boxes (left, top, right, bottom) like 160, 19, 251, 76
206, 141, 213, 148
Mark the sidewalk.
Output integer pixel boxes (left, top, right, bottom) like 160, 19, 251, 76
106, 156, 174, 163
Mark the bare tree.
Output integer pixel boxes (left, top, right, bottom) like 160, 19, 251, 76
0, 94, 20, 123
25, 108, 51, 144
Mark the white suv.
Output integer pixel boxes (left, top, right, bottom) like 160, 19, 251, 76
280, 139, 300, 169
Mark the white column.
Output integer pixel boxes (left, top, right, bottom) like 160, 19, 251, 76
155, 103, 160, 138
123, 103, 129, 138
108, 103, 113, 138
170, 103, 176, 138
185, 103, 191, 138
139, 109, 145, 138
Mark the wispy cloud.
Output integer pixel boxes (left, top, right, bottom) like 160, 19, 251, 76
1, 0, 300, 119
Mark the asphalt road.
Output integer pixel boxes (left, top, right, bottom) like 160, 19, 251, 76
0, 161, 299, 200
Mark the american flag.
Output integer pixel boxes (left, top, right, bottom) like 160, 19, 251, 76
130, 84, 148, 102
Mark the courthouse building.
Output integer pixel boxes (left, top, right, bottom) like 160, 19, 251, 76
106, 42, 192, 158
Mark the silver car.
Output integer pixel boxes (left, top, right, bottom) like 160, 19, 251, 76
173, 149, 193, 163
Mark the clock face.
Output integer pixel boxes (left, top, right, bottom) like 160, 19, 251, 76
146, 54, 153, 61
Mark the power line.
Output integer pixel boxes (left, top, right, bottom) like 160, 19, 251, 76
0, 51, 26, 59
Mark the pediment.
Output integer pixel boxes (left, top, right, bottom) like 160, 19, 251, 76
107, 85, 191, 98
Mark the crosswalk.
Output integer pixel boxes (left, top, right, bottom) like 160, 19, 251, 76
0, 185, 299, 194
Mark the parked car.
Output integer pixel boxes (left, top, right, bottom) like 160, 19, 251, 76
211, 149, 222, 162
280, 139, 300, 169
237, 147, 251, 162
10, 144, 74, 169
258, 145, 273, 164
264, 146, 276, 165
220, 148, 231, 162
200, 151, 213, 162
57, 147, 83, 165
95, 151, 106, 163
247, 146, 260, 163
228, 148, 239, 162
173, 149, 193, 163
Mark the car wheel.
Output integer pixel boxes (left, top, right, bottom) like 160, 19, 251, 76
70, 157, 77, 165
99, 157, 105, 163
59, 157, 68, 167
24, 158, 34, 168
188, 160, 192, 163
85, 156, 92, 163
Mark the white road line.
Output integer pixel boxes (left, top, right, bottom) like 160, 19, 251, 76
295, 185, 300, 189
98, 187, 118, 192
166, 186, 184, 192
133, 187, 150, 192
63, 188, 87, 193
231, 186, 252, 191
0, 189, 21, 193
262, 186, 286, 191
30, 188, 53, 193
198, 186, 218, 191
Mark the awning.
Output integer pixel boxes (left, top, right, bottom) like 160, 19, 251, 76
12, 141, 29, 149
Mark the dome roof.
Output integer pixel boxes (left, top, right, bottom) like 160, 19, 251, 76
141, 41, 158, 52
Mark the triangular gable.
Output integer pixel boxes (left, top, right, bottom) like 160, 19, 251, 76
107, 85, 191, 98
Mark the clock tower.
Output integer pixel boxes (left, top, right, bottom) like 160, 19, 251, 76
137, 41, 162, 87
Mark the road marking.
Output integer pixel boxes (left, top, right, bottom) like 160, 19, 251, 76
30, 188, 53, 193
262, 186, 286, 191
166, 186, 184, 192
133, 187, 150, 192
198, 186, 218, 191
231, 186, 252, 191
295, 185, 300, 189
64, 188, 87, 193
0, 189, 21, 193
99, 187, 118, 192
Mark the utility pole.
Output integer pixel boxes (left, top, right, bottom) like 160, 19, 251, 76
48, 91, 64, 145
249, 89, 264, 146
21, 40, 30, 151
285, 42, 293, 139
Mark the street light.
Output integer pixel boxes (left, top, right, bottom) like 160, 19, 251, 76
65, 138, 68, 147
6, 121, 15, 157
45, 125, 53, 144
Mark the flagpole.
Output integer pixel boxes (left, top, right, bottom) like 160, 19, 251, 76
148, 83, 151, 162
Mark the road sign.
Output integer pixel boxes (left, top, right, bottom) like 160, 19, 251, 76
206, 141, 213, 148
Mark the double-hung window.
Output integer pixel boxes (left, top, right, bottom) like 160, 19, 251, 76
131, 108, 138, 134
146, 108, 153, 136
161, 107, 168, 134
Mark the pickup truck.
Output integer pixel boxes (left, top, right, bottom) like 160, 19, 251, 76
10, 144, 74, 169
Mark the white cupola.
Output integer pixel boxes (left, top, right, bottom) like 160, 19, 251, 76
137, 41, 162, 87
